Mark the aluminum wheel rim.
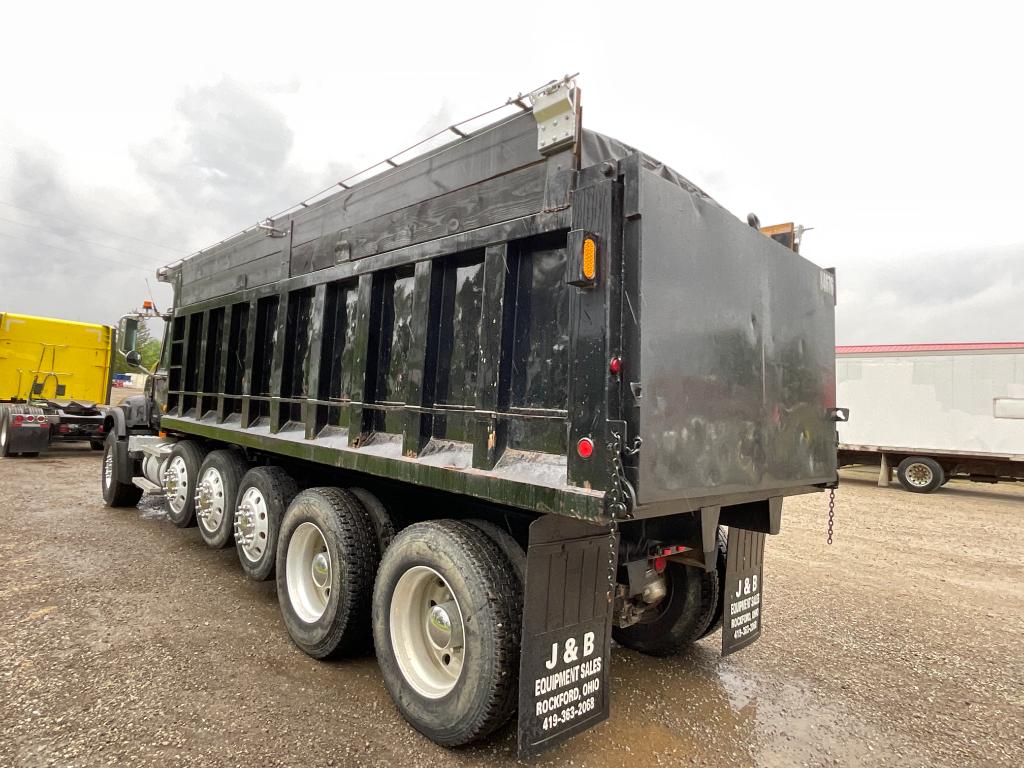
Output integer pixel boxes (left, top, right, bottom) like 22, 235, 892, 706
163, 455, 190, 514
1, 417, 7, 448
103, 449, 113, 489
390, 566, 465, 699
235, 487, 270, 562
286, 522, 332, 623
195, 467, 226, 533
906, 462, 934, 487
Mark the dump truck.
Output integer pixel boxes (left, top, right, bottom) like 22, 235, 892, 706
837, 342, 1024, 492
100, 78, 842, 757
0, 312, 115, 457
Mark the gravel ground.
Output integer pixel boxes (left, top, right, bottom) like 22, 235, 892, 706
1, 450, 1021, 768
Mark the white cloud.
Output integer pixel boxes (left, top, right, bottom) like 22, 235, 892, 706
0, 1, 1022, 343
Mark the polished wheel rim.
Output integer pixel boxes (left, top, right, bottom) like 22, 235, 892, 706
390, 566, 465, 699
163, 455, 189, 514
905, 462, 934, 487
194, 467, 226, 533
286, 522, 332, 623
1, 417, 7, 448
235, 487, 270, 562
103, 449, 113, 489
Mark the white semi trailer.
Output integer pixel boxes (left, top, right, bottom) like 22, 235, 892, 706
837, 343, 1024, 493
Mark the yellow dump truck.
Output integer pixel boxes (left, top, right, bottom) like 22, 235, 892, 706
0, 312, 115, 457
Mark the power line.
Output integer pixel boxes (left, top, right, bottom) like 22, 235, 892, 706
0, 229, 156, 273
0, 214, 168, 266
0, 199, 186, 255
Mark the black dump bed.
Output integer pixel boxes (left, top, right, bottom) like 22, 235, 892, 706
157, 92, 838, 523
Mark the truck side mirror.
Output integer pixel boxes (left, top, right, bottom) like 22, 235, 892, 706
120, 317, 139, 354
125, 350, 142, 367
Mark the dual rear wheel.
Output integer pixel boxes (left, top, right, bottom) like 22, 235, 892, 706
155, 441, 526, 745
274, 502, 524, 745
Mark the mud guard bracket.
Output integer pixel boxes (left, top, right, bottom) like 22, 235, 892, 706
517, 515, 619, 758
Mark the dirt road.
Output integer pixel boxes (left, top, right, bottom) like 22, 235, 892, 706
1, 451, 1021, 767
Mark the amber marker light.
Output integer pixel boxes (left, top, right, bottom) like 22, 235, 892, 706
582, 236, 597, 281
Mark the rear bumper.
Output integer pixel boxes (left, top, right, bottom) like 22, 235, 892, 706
48, 413, 105, 442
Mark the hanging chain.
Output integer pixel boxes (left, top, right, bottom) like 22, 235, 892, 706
605, 431, 629, 602
607, 431, 628, 520
827, 487, 836, 545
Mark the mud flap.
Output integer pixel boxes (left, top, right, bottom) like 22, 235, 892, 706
517, 515, 619, 759
722, 528, 766, 656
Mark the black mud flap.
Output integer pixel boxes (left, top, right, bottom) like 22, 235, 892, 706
517, 516, 619, 759
722, 528, 766, 656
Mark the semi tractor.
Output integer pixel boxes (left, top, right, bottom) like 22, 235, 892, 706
100, 78, 842, 756
837, 343, 1024, 492
0, 312, 115, 456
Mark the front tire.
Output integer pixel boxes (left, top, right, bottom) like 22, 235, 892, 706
163, 441, 207, 527
276, 488, 379, 658
101, 433, 143, 507
373, 520, 523, 746
896, 456, 944, 493
195, 450, 249, 548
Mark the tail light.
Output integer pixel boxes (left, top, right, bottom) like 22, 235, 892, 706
659, 544, 690, 556
576, 437, 594, 459
13, 414, 24, 425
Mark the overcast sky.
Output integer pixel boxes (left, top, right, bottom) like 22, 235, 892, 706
1, 2, 1021, 345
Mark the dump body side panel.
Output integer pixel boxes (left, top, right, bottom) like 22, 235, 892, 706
175, 112, 550, 307
0, 313, 113, 404
634, 169, 838, 507
159, 128, 604, 520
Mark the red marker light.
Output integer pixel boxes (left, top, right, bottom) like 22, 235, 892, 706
609, 356, 622, 375
653, 556, 667, 573
576, 437, 594, 459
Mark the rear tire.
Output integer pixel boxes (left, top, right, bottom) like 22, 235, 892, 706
195, 450, 249, 548
0, 408, 13, 458
372, 520, 522, 746
349, 487, 396, 554
163, 441, 207, 527
277, 488, 379, 658
613, 561, 718, 656
101, 433, 143, 508
697, 527, 728, 640
466, 518, 526, 587
234, 466, 298, 581
896, 456, 944, 493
